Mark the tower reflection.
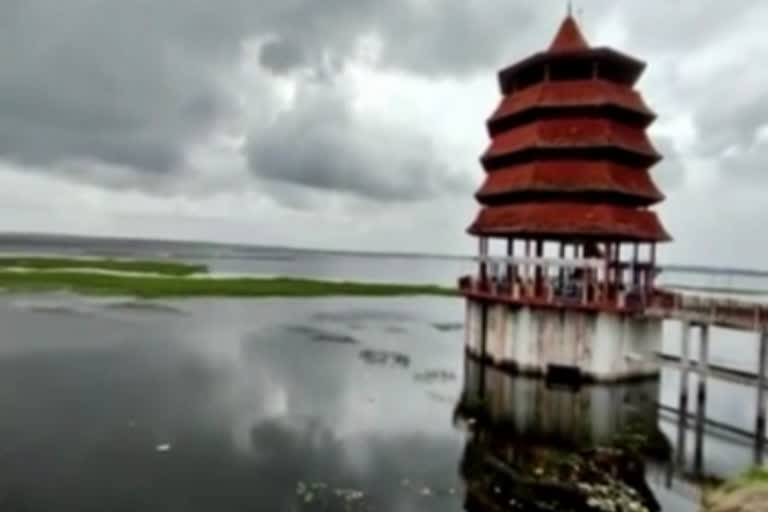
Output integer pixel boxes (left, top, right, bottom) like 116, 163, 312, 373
455, 357, 672, 511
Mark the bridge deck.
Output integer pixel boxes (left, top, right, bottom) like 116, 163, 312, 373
648, 291, 768, 331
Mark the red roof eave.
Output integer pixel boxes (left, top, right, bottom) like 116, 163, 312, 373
468, 202, 671, 242
475, 162, 665, 204
488, 80, 655, 124
482, 118, 660, 162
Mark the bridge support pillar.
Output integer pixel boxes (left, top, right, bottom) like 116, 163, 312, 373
694, 323, 709, 474
677, 320, 692, 467
755, 330, 768, 464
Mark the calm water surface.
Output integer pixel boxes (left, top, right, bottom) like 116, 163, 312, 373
0, 235, 763, 510
0, 295, 469, 511
0, 292, 736, 511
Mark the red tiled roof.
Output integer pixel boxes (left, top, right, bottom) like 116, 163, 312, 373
489, 80, 654, 123
548, 16, 589, 53
468, 202, 670, 241
482, 118, 660, 161
475, 161, 664, 204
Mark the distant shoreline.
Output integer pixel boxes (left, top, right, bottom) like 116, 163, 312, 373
0, 231, 474, 261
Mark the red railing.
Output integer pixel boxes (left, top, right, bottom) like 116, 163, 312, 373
460, 262, 768, 331
458, 273, 650, 314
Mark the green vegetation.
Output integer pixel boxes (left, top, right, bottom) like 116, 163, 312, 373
716, 466, 768, 493
0, 256, 207, 276
0, 255, 457, 298
0, 270, 457, 298
704, 466, 768, 512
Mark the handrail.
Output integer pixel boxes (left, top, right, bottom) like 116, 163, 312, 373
473, 255, 604, 269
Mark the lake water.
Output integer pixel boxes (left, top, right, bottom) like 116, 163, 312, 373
0, 234, 764, 510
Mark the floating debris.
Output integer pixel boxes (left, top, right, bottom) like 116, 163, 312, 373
155, 443, 172, 452
431, 322, 464, 332
414, 370, 457, 382
13, 301, 90, 316
334, 489, 365, 501
104, 301, 187, 315
312, 310, 414, 324
358, 349, 410, 367
286, 325, 358, 344
294, 481, 367, 510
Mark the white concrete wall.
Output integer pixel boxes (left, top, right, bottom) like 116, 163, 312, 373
487, 304, 507, 363
461, 359, 662, 444
465, 300, 482, 355
465, 299, 662, 380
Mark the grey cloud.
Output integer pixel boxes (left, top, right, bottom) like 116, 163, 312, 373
693, 87, 768, 158
716, 141, 768, 184
0, 0, 761, 204
617, 1, 759, 53
650, 135, 687, 192
607, 0, 768, 201
246, 83, 472, 202
259, 38, 306, 73
254, 1, 539, 77
0, 0, 539, 194
0, 0, 251, 177
658, 53, 768, 187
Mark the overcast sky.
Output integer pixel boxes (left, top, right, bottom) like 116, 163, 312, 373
0, 0, 764, 265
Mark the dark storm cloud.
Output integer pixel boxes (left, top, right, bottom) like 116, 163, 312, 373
615, 1, 768, 188
246, 83, 473, 202
659, 48, 768, 186
256, 1, 538, 77
0, 0, 251, 175
1, 0, 762, 204
259, 38, 306, 73
0, 0, 537, 183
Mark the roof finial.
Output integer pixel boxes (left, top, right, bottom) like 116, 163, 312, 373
567, 0, 573, 17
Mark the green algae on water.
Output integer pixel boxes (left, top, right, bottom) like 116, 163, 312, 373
0, 256, 207, 276
0, 271, 457, 299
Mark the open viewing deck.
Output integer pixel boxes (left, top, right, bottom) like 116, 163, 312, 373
459, 256, 768, 332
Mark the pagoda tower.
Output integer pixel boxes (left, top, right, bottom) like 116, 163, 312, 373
459, 15, 670, 382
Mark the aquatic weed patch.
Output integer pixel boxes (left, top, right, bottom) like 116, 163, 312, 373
0, 256, 207, 276
0, 272, 458, 298
704, 466, 768, 512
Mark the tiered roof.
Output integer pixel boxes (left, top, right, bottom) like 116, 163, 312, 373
468, 16, 671, 242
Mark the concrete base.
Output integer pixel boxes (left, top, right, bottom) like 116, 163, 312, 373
459, 357, 663, 446
464, 299, 662, 383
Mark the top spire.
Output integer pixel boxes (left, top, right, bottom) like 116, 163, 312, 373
548, 13, 589, 52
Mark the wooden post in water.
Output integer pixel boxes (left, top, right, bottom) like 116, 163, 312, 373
479, 302, 488, 364
694, 324, 710, 474
755, 330, 768, 464
677, 321, 692, 467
